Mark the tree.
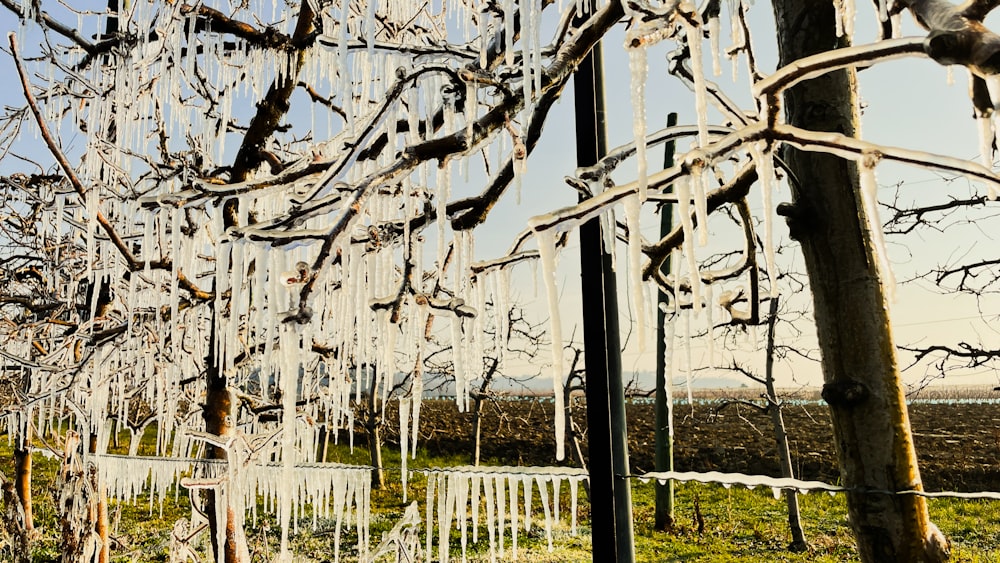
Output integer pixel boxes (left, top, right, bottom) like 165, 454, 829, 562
722, 296, 808, 552
2, 0, 1000, 561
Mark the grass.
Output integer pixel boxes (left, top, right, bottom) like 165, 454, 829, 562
2, 430, 1000, 562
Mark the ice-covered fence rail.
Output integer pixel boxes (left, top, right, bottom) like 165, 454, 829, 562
91, 454, 372, 538
240, 461, 371, 543
420, 465, 588, 563
624, 396, 1000, 406
92, 454, 226, 514
636, 470, 1000, 501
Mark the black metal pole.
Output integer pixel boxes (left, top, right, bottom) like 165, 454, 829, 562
573, 8, 635, 561
654, 112, 678, 531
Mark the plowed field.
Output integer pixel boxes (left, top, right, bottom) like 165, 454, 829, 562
400, 398, 1000, 493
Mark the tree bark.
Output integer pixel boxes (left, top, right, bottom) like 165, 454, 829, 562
13, 420, 33, 537
363, 370, 386, 489
87, 431, 109, 563
0, 424, 35, 563
771, 2, 949, 561
367, 420, 386, 489
202, 383, 251, 563
470, 394, 484, 466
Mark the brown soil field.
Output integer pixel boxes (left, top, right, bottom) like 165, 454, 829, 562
396, 398, 1000, 493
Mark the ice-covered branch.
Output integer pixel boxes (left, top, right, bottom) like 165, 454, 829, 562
902, 0, 1000, 75
227, 1, 316, 186
771, 124, 1000, 189
644, 164, 757, 260
576, 124, 735, 186
754, 37, 927, 99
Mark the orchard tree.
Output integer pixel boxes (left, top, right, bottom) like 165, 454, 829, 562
2, 0, 1000, 562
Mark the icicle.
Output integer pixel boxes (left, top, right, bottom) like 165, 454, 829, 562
705, 282, 715, 366
751, 142, 779, 297
471, 475, 481, 544
684, 309, 694, 406
503, 0, 515, 67
484, 475, 497, 562
438, 474, 450, 563
663, 260, 677, 451
520, 0, 533, 103
624, 194, 646, 351
687, 21, 710, 149
451, 318, 466, 412
522, 476, 532, 532
426, 473, 436, 558
436, 168, 451, 287
708, 16, 722, 77
628, 47, 648, 200
458, 475, 469, 561
277, 323, 300, 562
537, 477, 553, 551
478, 3, 489, 69
495, 475, 506, 558
497, 269, 511, 362
552, 477, 560, 528
533, 229, 566, 460
833, 0, 855, 38
508, 477, 519, 558
569, 477, 579, 534
675, 175, 702, 309
411, 365, 422, 458
400, 397, 410, 502
728, 0, 741, 82
530, 0, 542, 97
859, 154, 896, 303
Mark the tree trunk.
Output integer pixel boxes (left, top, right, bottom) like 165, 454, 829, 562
763, 297, 807, 552
470, 394, 484, 466
203, 384, 251, 563
367, 421, 385, 489
13, 422, 33, 536
363, 368, 387, 489
57, 431, 106, 563
3, 444, 31, 563
87, 432, 109, 563
771, 2, 949, 561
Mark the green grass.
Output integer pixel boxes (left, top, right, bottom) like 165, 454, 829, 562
2, 431, 1000, 562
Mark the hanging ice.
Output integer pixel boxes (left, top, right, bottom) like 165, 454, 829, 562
420, 466, 588, 561
859, 154, 896, 303
533, 229, 566, 461
624, 194, 646, 351
751, 142, 779, 297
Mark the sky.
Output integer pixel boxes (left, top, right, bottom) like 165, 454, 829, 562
1, 1, 998, 392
